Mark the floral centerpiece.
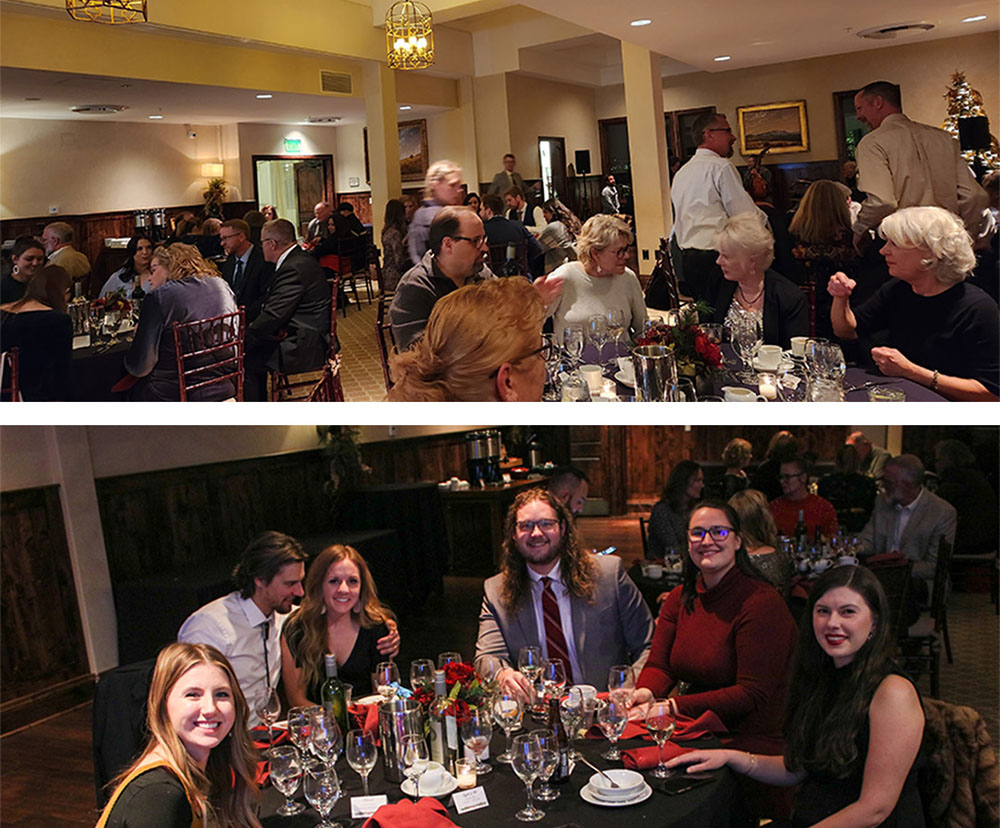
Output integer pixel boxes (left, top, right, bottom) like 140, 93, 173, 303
411, 661, 496, 723
90, 289, 133, 318
635, 302, 722, 378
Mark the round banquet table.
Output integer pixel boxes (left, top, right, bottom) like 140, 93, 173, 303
71, 338, 130, 401
259, 726, 748, 827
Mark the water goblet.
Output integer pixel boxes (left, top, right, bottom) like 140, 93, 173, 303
539, 658, 567, 706
287, 706, 316, 754
409, 658, 436, 692
437, 651, 462, 668
460, 706, 494, 775
269, 745, 306, 815
530, 728, 560, 801
309, 707, 343, 768
517, 646, 542, 711
645, 699, 677, 778
558, 695, 584, 760
345, 729, 378, 796
374, 661, 399, 701
302, 759, 342, 828
562, 324, 584, 369
608, 664, 634, 707
596, 698, 628, 760
732, 315, 762, 382
257, 686, 281, 755
400, 735, 430, 796
510, 734, 545, 822
492, 690, 524, 763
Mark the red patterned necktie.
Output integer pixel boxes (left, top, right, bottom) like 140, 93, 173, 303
541, 577, 574, 684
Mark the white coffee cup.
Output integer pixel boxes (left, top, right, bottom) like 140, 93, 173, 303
790, 336, 808, 357
722, 386, 767, 402
839, 555, 859, 567
756, 344, 782, 371
646, 563, 663, 579
580, 364, 604, 393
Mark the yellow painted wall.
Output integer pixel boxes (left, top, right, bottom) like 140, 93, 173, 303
473, 73, 513, 183
596, 33, 999, 164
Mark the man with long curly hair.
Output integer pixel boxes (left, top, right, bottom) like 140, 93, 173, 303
474, 488, 653, 699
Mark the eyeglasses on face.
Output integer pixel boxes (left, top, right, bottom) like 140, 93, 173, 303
219, 233, 242, 242
489, 340, 554, 378
516, 519, 559, 533
604, 246, 629, 258
451, 234, 487, 247
705, 127, 733, 134
688, 526, 734, 542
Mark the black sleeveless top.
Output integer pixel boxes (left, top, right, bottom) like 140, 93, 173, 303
790, 669, 925, 828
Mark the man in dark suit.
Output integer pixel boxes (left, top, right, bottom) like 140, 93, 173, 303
246, 219, 331, 400
481, 194, 544, 277
219, 219, 273, 323
488, 153, 527, 197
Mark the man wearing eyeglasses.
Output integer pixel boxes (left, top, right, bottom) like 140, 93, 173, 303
670, 111, 765, 301
474, 488, 653, 701
768, 457, 839, 540
219, 219, 273, 323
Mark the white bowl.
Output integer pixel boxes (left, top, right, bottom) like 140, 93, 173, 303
588, 769, 645, 800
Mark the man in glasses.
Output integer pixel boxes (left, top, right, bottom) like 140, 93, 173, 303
474, 488, 653, 701
670, 111, 765, 301
769, 456, 839, 540
219, 218, 273, 323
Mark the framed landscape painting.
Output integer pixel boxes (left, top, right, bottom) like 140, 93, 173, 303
736, 100, 809, 155
364, 119, 429, 183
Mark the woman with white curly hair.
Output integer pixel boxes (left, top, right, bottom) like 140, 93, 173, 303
828, 206, 998, 401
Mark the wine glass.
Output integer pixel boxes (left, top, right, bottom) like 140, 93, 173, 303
645, 699, 677, 778
596, 698, 628, 760
562, 324, 584, 369
605, 308, 627, 366
374, 661, 400, 701
530, 729, 560, 802
732, 315, 762, 382
607, 664, 634, 707
587, 314, 609, 365
437, 651, 462, 668
345, 729, 378, 796
460, 706, 493, 775
269, 745, 306, 815
539, 659, 567, 706
287, 706, 315, 754
400, 735, 430, 796
409, 659, 436, 692
492, 690, 524, 764
257, 686, 281, 755
511, 734, 545, 822
558, 695, 584, 760
309, 707, 343, 768
302, 759, 342, 828
518, 646, 542, 711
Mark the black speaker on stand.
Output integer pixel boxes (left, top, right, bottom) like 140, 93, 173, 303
575, 150, 591, 176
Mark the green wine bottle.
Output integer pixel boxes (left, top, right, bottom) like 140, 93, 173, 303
321, 653, 347, 734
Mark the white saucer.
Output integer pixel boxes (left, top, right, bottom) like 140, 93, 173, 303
614, 370, 636, 388
752, 357, 794, 372
580, 781, 652, 807
401, 774, 458, 798
354, 694, 383, 705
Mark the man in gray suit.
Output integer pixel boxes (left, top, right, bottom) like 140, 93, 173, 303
475, 488, 653, 700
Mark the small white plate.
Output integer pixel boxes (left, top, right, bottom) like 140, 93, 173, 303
401, 774, 458, 798
752, 356, 794, 372
580, 781, 652, 807
614, 370, 636, 388
354, 694, 383, 706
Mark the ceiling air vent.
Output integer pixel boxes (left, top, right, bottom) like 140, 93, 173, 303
70, 104, 128, 113
857, 21, 934, 40
320, 71, 353, 94
305, 116, 341, 124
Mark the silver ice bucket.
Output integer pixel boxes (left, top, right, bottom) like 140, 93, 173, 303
378, 698, 424, 782
631, 345, 678, 402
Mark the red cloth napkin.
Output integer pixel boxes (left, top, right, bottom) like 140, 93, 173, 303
251, 727, 291, 786
362, 797, 459, 828
349, 702, 380, 736
619, 710, 728, 770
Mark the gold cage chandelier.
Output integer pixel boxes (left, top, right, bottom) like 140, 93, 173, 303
386, 0, 434, 71
66, 0, 147, 24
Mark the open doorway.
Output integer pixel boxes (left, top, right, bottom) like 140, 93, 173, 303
538, 137, 566, 202
252, 155, 334, 238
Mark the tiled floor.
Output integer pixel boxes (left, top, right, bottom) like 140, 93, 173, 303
337, 296, 389, 402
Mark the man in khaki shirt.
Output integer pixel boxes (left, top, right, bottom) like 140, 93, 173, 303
852, 81, 992, 250
43, 221, 91, 284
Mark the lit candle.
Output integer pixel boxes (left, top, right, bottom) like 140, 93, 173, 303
455, 760, 476, 789
758, 373, 778, 400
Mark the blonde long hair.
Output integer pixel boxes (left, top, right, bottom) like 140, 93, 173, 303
152, 243, 220, 281
102, 643, 260, 828
788, 180, 853, 244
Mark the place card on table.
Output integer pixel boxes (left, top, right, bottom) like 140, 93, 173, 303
350, 795, 388, 818
73, 334, 92, 350
451, 786, 489, 813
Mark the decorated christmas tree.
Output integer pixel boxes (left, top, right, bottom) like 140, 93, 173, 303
941, 70, 999, 172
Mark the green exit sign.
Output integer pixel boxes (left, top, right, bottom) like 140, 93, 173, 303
283, 138, 302, 153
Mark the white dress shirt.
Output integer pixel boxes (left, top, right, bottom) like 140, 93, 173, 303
892, 487, 925, 552
178, 591, 289, 726
526, 560, 583, 684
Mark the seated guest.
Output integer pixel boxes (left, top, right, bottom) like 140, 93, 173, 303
464, 191, 481, 213
769, 456, 839, 539
546, 466, 590, 518
331, 202, 366, 240
0, 264, 73, 401
749, 430, 801, 501
720, 437, 753, 498
95, 642, 259, 828
475, 488, 653, 699
389, 278, 546, 402
846, 430, 892, 480
545, 214, 647, 340
666, 565, 925, 828
1, 236, 46, 304
43, 221, 91, 286
934, 439, 998, 559
304, 201, 333, 250
281, 545, 398, 705
218, 219, 273, 323
538, 199, 578, 274
504, 187, 545, 235
260, 205, 278, 222
194, 217, 224, 260
100, 233, 154, 298
705, 213, 809, 350
480, 194, 544, 277
647, 460, 705, 560
380, 199, 410, 293
120, 243, 237, 401
242, 209, 266, 247
817, 445, 878, 533
729, 488, 790, 595
409, 160, 465, 263
828, 206, 999, 401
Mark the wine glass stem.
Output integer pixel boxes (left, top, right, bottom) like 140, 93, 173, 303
657, 740, 666, 773
525, 781, 534, 811
361, 772, 369, 796
505, 729, 513, 756
267, 724, 274, 752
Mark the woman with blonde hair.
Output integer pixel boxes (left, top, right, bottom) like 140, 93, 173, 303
388, 277, 547, 401
96, 642, 259, 828
545, 213, 647, 340
829, 205, 998, 401
409, 160, 465, 263
120, 243, 237, 401
281, 545, 398, 705
720, 437, 753, 498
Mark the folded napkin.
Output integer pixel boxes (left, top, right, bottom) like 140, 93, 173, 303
251, 727, 291, 786
363, 797, 459, 828
620, 710, 728, 770
348, 702, 380, 736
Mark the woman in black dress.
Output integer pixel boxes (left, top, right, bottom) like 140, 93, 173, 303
646, 460, 704, 559
96, 642, 259, 828
720, 437, 752, 498
1, 236, 46, 304
281, 544, 400, 705
667, 565, 925, 827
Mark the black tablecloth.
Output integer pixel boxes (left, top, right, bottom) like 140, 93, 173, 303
260, 724, 747, 827
628, 562, 683, 615
72, 339, 130, 401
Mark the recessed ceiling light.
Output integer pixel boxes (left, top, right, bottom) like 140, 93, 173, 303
630, 18, 652, 26
256, 94, 273, 99
24, 97, 41, 101
714, 55, 732, 62
399, 105, 412, 110
962, 14, 986, 22
148, 114, 164, 119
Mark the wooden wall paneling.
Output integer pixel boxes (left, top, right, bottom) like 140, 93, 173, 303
624, 427, 695, 500
337, 193, 373, 225
0, 486, 89, 704
567, 425, 605, 501
690, 426, 847, 472
602, 427, 628, 515
361, 434, 468, 484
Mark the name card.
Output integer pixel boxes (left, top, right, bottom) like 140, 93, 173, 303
451, 786, 489, 814
350, 795, 388, 819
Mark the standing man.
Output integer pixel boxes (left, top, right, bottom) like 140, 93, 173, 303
504, 188, 544, 235
305, 202, 334, 249
768, 456, 839, 539
246, 219, 331, 400
488, 153, 527, 197
846, 431, 893, 480
475, 488, 653, 698
546, 467, 590, 517
43, 221, 91, 287
852, 81, 992, 250
670, 112, 764, 301
601, 175, 621, 214
219, 219, 273, 323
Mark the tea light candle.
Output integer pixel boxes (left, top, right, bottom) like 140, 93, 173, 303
757, 373, 778, 400
455, 760, 477, 789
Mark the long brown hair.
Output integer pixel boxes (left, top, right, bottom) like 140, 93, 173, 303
788, 179, 852, 244
282, 545, 396, 697
499, 488, 596, 612
102, 642, 260, 827
10, 264, 71, 313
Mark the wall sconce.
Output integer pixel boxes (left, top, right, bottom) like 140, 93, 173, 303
386, 1, 435, 70
201, 163, 224, 178
66, 0, 147, 23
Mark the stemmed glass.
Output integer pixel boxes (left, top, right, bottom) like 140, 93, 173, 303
530, 728, 560, 802
607, 664, 634, 707
511, 734, 545, 822
345, 729, 378, 796
605, 308, 627, 368
309, 707, 343, 768
562, 324, 584, 370
257, 686, 281, 756
409, 659, 436, 691
587, 314, 609, 367
400, 735, 430, 796
374, 661, 399, 701
732, 315, 762, 382
542, 333, 563, 401
492, 690, 524, 763
558, 695, 583, 760
437, 651, 462, 668
269, 745, 306, 815
517, 646, 542, 712
540, 659, 566, 707
302, 759, 342, 828
460, 707, 494, 775
596, 698, 627, 760
287, 706, 315, 754
645, 699, 677, 778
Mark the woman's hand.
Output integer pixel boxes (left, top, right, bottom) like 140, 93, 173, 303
664, 749, 731, 774
533, 273, 563, 307
626, 687, 654, 720
496, 667, 535, 703
827, 271, 856, 297
376, 619, 401, 658
870, 347, 916, 379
